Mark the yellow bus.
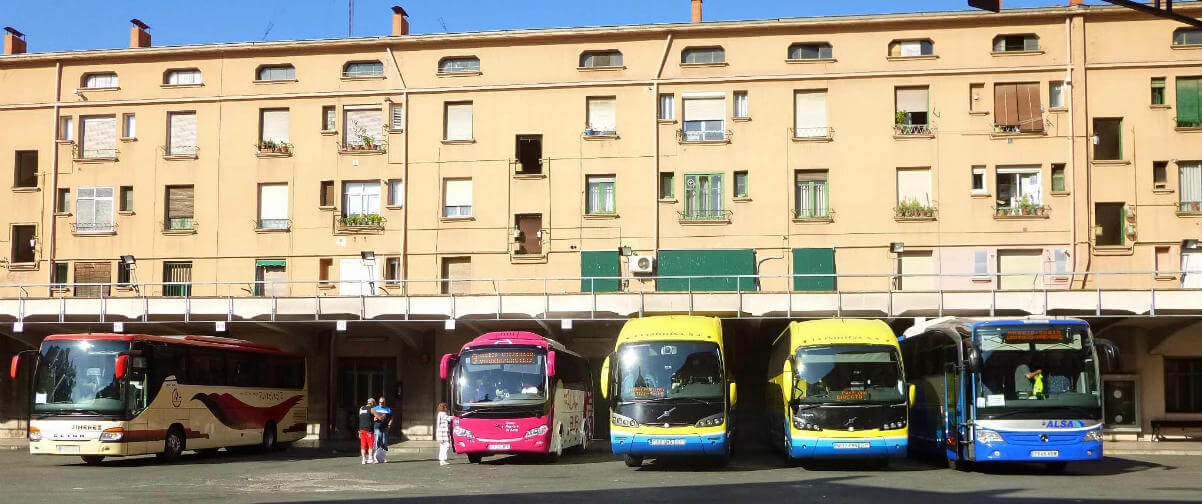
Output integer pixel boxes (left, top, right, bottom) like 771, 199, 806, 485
766, 319, 912, 465
10, 333, 307, 464
601, 316, 736, 468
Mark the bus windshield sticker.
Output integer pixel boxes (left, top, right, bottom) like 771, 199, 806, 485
35, 393, 47, 404
629, 387, 665, 399
837, 390, 868, 401
1002, 329, 1070, 344
986, 394, 1005, 407
469, 351, 536, 365
976, 397, 987, 408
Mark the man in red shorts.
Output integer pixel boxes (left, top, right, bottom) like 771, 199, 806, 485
358, 397, 376, 464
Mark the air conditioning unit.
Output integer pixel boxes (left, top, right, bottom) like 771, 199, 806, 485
629, 255, 655, 274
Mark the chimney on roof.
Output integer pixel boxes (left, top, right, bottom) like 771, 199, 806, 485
129, 19, 151, 48
3, 27, 26, 55
1069, 0, 1083, 5
691, 0, 703, 23
391, 6, 410, 36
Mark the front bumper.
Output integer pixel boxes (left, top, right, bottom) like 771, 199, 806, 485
454, 434, 551, 455
29, 439, 133, 457
610, 429, 727, 456
789, 435, 907, 459
973, 439, 1102, 463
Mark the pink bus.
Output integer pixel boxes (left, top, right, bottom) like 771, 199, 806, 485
439, 331, 592, 463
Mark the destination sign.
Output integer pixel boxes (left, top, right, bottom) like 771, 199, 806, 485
1002, 329, 1070, 344
469, 351, 536, 365
628, 387, 666, 399
836, 390, 868, 401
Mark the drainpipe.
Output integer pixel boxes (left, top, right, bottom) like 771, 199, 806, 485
47, 60, 63, 287
385, 47, 409, 294
1066, 14, 1077, 288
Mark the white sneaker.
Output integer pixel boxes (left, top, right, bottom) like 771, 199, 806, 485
361, 458, 367, 465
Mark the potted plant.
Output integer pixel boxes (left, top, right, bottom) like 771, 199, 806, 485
894, 111, 907, 134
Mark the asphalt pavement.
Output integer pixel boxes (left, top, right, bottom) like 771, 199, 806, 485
0, 444, 1198, 504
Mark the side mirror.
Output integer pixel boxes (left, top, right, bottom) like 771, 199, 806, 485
9, 355, 19, 380
439, 353, 457, 380
729, 382, 738, 406
967, 347, 982, 371
599, 356, 611, 400
782, 360, 795, 403
546, 351, 557, 378
114, 354, 129, 381
1094, 338, 1121, 373
909, 383, 917, 407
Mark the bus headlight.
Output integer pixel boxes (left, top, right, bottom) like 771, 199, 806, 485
882, 419, 907, 430
99, 427, 124, 442
1081, 429, 1103, 442
976, 429, 1005, 444
695, 413, 724, 428
793, 416, 822, 431
453, 426, 475, 439
524, 425, 548, 438
611, 413, 639, 428
27, 427, 40, 442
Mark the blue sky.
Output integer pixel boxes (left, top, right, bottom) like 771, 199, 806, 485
3, 0, 1122, 53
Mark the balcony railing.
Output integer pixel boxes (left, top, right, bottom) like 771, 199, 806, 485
338, 214, 385, 231
1178, 117, 1200, 129
795, 207, 832, 220
583, 128, 618, 137
792, 127, 833, 139
678, 209, 732, 222
677, 129, 732, 143
164, 145, 198, 158
894, 123, 933, 136
1181, 201, 1202, 214
257, 218, 291, 231
165, 218, 196, 231
256, 142, 293, 156
71, 222, 116, 234
75, 147, 118, 160
995, 205, 1049, 217
337, 140, 387, 153
895, 203, 938, 220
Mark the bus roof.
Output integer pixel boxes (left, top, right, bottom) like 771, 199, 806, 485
777, 319, 897, 350
901, 316, 1089, 339
42, 333, 303, 357
460, 331, 574, 355
616, 316, 723, 346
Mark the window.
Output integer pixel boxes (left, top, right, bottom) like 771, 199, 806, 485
318, 258, 333, 284
1173, 28, 1202, 46
319, 180, 335, 207
441, 257, 471, 295
119, 186, 133, 212
993, 83, 1043, 133
683, 173, 723, 220
973, 250, 989, 277
733, 91, 749, 119
80, 115, 117, 158
681, 46, 725, 64
343, 61, 384, 78
75, 187, 114, 233
1094, 202, 1126, 246
514, 214, 543, 255
580, 50, 623, 68
443, 102, 473, 141
343, 181, 381, 217
795, 170, 828, 219
253, 259, 287, 297
1093, 118, 1122, 161
82, 72, 118, 89
787, 43, 832, 60
1164, 358, 1202, 413
438, 57, 480, 74
992, 34, 1039, 52
1156, 246, 1172, 276
117, 260, 131, 285
515, 135, 542, 174
259, 108, 290, 146
1153, 161, 1169, 190
167, 111, 198, 157
56, 188, 69, 213
163, 261, 192, 297
388, 179, 403, 207
1054, 249, 1070, 276
733, 171, 749, 198
257, 65, 295, 81
1151, 77, 1166, 106
1051, 163, 1067, 193
971, 165, 987, 194
119, 113, 136, 139
165, 185, 195, 231
794, 90, 828, 138
322, 106, 336, 131
1049, 81, 1066, 109
996, 165, 1043, 214
389, 103, 404, 131
895, 86, 930, 135
896, 168, 933, 207
682, 95, 725, 141
889, 39, 934, 57
586, 96, 617, 136
970, 83, 985, 113
443, 179, 473, 218
659, 172, 675, 200
14, 151, 37, 188
586, 175, 616, 215
1181, 162, 1202, 213
659, 94, 675, 121
1177, 77, 1201, 128
58, 116, 74, 141
52, 263, 69, 286
343, 107, 383, 147
385, 257, 400, 283
9, 225, 35, 264
164, 68, 202, 86
257, 183, 289, 229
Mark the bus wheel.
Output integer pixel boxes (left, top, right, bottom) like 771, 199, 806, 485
947, 456, 971, 472
546, 426, 563, 462
80, 455, 105, 465
623, 455, 643, 468
1045, 462, 1068, 473
158, 427, 185, 462
467, 454, 483, 464
261, 422, 278, 452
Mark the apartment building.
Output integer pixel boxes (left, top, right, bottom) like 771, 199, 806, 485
1, 2, 1200, 440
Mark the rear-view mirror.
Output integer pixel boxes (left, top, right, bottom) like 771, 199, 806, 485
9, 355, 19, 380
439, 353, 457, 380
908, 383, 917, 407
1094, 338, 1121, 373
729, 382, 738, 406
114, 355, 129, 381
600, 356, 611, 400
546, 351, 557, 378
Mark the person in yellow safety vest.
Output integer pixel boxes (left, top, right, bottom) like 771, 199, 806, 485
1025, 368, 1045, 399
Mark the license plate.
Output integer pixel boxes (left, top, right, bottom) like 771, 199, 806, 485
1030, 450, 1060, 458
487, 444, 510, 450
648, 439, 687, 446
52, 433, 89, 441
833, 442, 871, 449
57, 445, 80, 453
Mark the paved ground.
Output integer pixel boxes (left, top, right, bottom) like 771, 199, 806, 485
0, 444, 1198, 504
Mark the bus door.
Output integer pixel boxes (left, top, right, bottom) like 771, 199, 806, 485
943, 360, 972, 463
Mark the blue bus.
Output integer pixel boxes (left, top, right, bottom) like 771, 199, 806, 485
900, 317, 1118, 472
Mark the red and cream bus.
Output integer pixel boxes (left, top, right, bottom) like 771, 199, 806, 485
10, 333, 307, 464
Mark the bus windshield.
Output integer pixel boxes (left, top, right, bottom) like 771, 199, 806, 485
32, 339, 129, 415
616, 341, 723, 402
975, 325, 1101, 419
793, 345, 905, 405
455, 348, 547, 406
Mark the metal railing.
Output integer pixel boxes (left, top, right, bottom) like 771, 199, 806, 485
795, 207, 832, 220
677, 128, 733, 143
336, 140, 387, 153
1179, 201, 1202, 214
678, 209, 732, 222
70, 222, 116, 234
994, 205, 1049, 217
894, 123, 933, 136
256, 218, 290, 231
165, 218, 196, 231
792, 127, 833, 139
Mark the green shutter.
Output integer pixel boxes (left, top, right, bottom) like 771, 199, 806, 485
255, 259, 287, 268
580, 251, 619, 292
1178, 78, 1201, 127
656, 249, 755, 292
792, 248, 836, 291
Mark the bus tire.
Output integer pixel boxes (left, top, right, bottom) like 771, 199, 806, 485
546, 426, 563, 462
261, 422, 278, 452
623, 454, 643, 468
712, 454, 731, 468
80, 455, 105, 465
948, 456, 971, 472
467, 454, 483, 464
1045, 462, 1068, 473
158, 426, 186, 462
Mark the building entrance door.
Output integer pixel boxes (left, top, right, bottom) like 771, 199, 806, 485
337, 358, 397, 440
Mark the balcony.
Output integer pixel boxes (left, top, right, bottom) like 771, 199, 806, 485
791, 127, 833, 141
164, 218, 197, 233
893, 123, 933, 137
678, 209, 732, 223
995, 204, 1049, 218
337, 140, 387, 154
1179, 117, 1201, 129
337, 213, 386, 232
895, 202, 937, 221
582, 128, 618, 139
794, 207, 833, 222
255, 141, 293, 157
1180, 201, 1202, 215
992, 124, 1045, 136
256, 218, 291, 232
71, 222, 116, 234
677, 128, 732, 144
74, 146, 118, 161
163, 145, 198, 159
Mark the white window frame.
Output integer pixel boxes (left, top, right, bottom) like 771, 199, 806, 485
443, 179, 473, 218
586, 96, 617, 136
257, 183, 290, 230
438, 57, 481, 74
973, 250, 990, 277
586, 175, 616, 215
971, 165, 988, 195
82, 73, 118, 89
343, 181, 382, 217
1049, 81, 1066, 109
658, 94, 675, 121
122, 113, 136, 139
165, 69, 202, 86
443, 102, 474, 142
388, 180, 404, 207
257, 65, 295, 82
733, 91, 750, 119
75, 187, 114, 233
996, 165, 1043, 210
343, 61, 384, 78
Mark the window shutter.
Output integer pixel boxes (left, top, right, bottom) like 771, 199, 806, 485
344, 108, 383, 145
166, 186, 195, 219
1181, 163, 1202, 206
390, 105, 404, 130
1016, 82, 1043, 132
259, 184, 289, 220
81, 116, 116, 158
76, 188, 95, 227
260, 109, 289, 143
897, 169, 932, 205
895, 87, 928, 113
444, 179, 472, 208
1178, 78, 1201, 126
168, 112, 197, 156
794, 91, 828, 135
994, 84, 1019, 127
900, 41, 922, 57
444, 103, 473, 141
683, 97, 725, 122
587, 97, 617, 132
